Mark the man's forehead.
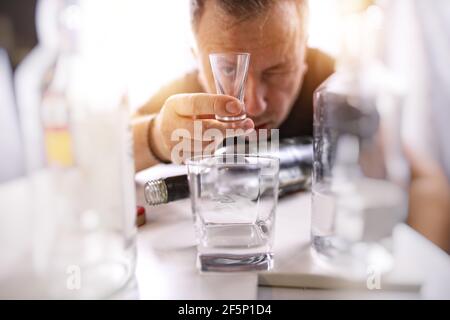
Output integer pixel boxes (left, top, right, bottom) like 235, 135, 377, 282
195, 0, 304, 58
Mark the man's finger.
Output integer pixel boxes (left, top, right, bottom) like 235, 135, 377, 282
168, 117, 254, 141
202, 118, 254, 138
168, 93, 243, 118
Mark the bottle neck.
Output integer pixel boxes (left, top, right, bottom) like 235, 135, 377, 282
36, 0, 83, 52
145, 179, 169, 205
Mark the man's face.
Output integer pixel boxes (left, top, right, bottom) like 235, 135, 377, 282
194, 1, 308, 130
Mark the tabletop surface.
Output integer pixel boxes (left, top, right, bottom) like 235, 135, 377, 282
1, 170, 450, 299
134, 166, 450, 300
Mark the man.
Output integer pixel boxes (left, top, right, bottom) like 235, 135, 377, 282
132, 0, 449, 252
132, 0, 333, 170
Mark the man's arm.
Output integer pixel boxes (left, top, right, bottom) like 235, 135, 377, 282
135, 71, 203, 116
132, 71, 203, 171
406, 147, 450, 253
131, 70, 251, 171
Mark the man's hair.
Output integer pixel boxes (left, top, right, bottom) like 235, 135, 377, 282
190, 0, 308, 33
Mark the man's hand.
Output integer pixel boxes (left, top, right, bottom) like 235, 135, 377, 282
149, 93, 254, 163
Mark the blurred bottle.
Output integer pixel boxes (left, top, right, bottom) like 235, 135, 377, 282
16, 0, 137, 298
144, 137, 313, 206
15, 0, 61, 172
216, 136, 314, 196
311, 5, 409, 276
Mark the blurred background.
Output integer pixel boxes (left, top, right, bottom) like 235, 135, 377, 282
1, 0, 449, 182
0, 0, 449, 299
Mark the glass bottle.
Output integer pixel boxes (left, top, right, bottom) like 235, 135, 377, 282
17, 0, 137, 298
311, 6, 409, 277
144, 136, 314, 206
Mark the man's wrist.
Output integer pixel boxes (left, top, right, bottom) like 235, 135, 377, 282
147, 115, 170, 164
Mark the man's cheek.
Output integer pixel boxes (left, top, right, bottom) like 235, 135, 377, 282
273, 97, 294, 124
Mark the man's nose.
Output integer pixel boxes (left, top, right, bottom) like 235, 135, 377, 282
244, 76, 267, 118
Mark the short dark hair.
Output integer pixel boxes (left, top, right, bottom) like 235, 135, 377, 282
190, 0, 308, 33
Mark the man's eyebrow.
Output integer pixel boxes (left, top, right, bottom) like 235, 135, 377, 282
264, 62, 289, 72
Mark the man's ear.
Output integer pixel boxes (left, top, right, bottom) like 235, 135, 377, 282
191, 46, 198, 60
303, 62, 309, 76
304, 34, 310, 45
189, 26, 199, 59
190, 36, 199, 60
301, 41, 308, 75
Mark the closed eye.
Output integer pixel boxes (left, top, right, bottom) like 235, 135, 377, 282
221, 66, 236, 76
262, 64, 298, 80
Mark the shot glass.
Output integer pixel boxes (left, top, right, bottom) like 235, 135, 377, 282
209, 52, 250, 122
187, 154, 279, 272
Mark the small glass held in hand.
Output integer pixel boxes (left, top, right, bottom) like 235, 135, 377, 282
209, 52, 250, 122
187, 154, 279, 272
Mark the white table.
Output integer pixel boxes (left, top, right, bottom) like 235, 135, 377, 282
135, 183, 450, 300
1, 174, 449, 299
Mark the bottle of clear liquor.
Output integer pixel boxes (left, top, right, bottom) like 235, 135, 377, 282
16, 0, 137, 298
311, 6, 409, 276
15, 0, 62, 172
144, 136, 314, 206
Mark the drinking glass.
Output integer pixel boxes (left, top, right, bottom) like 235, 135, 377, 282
209, 52, 250, 122
187, 154, 279, 272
